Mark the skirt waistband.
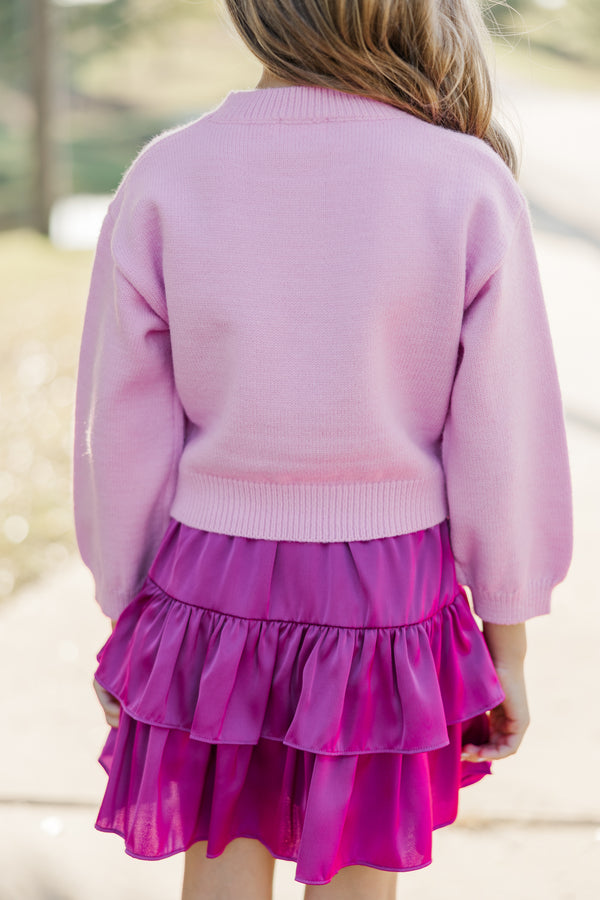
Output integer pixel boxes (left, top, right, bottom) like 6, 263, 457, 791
147, 516, 462, 629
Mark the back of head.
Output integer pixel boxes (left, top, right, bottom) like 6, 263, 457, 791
221, 0, 519, 177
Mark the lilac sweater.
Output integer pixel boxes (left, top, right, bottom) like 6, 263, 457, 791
73, 84, 573, 623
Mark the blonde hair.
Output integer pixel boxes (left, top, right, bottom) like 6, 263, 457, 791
221, 0, 520, 178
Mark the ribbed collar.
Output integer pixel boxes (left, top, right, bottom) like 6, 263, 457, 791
209, 84, 400, 122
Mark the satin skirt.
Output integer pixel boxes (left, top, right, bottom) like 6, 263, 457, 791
93, 516, 504, 885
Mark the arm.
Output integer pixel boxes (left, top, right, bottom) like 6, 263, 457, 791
442, 202, 573, 624
461, 620, 530, 762
73, 195, 186, 620
482, 621, 526, 666
445, 200, 568, 762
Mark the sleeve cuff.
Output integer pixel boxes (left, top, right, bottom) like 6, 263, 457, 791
459, 577, 557, 624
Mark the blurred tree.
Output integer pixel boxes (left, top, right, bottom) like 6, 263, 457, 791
0, 0, 152, 89
58, 0, 150, 74
31, 0, 54, 234
0, 0, 180, 231
56, 0, 208, 77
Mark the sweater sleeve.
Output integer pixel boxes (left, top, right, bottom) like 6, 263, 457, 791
442, 201, 573, 624
73, 193, 186, 620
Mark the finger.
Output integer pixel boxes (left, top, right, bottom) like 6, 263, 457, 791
461, 735, 522, 761
93, 679, 122, 718
93, 678, 119, 706
461, 745, 486, 762
106, 710, 120, 728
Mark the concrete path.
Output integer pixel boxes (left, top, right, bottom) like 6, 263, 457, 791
1, 73, 599, 899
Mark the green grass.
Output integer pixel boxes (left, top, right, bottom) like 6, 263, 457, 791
0, 230, 94, 598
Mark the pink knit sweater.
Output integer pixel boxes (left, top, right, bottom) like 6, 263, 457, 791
73, 84, 573, 622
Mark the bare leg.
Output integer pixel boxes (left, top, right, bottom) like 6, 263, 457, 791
181, 837, 275, 900
303, 864, 397, 900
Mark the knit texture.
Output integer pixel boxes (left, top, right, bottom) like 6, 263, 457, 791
73, 84, 573, 622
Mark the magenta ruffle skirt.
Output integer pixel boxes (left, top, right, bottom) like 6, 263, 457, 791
94, 516, 505, 885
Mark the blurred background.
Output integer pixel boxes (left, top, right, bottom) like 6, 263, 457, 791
0, 1, 599, 898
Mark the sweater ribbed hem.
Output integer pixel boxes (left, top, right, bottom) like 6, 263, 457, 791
207, 84, 401, 124
465, 579, 557, 624
169, 472, 449, 543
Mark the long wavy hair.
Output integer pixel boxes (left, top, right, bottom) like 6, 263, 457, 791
220, 0, 520, 178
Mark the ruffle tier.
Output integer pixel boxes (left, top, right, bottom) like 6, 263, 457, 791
97, 713, 493, 883
93, 517, 505, 885
95, 578, 502, 756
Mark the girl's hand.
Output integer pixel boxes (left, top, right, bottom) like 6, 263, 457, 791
93, 618, 121, 727
93, 678, 121, 728
461, 661, 530, 762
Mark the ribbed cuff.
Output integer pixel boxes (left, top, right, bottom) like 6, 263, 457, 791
465, 579, 556, 624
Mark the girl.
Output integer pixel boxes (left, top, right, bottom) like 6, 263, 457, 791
74, 1, 573, 898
